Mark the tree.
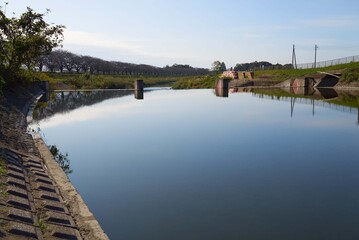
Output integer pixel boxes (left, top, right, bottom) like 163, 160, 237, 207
211, 61, 226, 73
0, 7, 64, 82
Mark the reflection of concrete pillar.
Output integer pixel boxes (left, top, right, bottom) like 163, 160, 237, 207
215, 88, 228, 98
357, 108, 359, 125
134, 90, 144, 100
134, 80, 143, 91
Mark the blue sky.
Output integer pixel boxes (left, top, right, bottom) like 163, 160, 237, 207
4, 0, 359, 68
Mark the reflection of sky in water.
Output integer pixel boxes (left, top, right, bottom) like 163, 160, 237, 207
37, 89, 359, 240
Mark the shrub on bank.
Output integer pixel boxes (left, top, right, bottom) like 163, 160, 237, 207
172, 75, 218, 89
341, 65, 359, 82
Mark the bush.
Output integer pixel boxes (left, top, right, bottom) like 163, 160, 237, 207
341, 66, 359, 82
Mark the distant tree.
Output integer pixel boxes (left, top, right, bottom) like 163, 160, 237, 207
234, 61, 277, 71
0, 7, 64, 82
212, 61, 226, 73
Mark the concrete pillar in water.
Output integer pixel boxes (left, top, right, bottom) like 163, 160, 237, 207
134, 80, 144, 91
216, 79, 229, 90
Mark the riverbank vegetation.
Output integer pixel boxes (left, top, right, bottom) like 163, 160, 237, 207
42, 72, 213, 90
254, 62, 359, 82
172, 75, 218, 89
251, 88, 359, 108
0, 8, 64, 92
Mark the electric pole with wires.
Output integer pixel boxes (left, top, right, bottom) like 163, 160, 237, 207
314, 44, 318, 68
292, 44, 297, 69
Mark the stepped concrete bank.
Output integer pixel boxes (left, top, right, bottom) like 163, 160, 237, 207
0, 85, 108, 239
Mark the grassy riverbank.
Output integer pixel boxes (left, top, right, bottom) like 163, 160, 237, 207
255, 62, 359, 82
20, 61, 359, 91
42, 73, 210, 90
172, 62, 359, 89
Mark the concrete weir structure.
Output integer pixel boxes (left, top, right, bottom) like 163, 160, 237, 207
0, 84, 109, 239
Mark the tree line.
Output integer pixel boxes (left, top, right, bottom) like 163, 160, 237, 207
37, 50, 210, 76
0, 7, 209, 95
212, 60, 293, 73
233, 61, 293, 71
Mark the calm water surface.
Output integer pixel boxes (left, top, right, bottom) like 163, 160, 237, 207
33, 89, 359, 240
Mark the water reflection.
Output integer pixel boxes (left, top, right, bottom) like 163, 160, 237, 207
316, 88, 339, 99
134, 90, 144, 100
39, 91, 50, 102
33, 90, 133, 122
34, 89, 359, 239
215, 87, 228, 98
229, 87, 359, 125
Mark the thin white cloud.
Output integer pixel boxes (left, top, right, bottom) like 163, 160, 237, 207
300, 16, 359, 28
62, 29, 206, 66
242, 33, 266, 39
63, 29, 145, 55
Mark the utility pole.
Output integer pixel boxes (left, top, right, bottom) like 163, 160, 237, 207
314, 44, 318, 68
292, 44, 297, 69
4, 2, 8, 15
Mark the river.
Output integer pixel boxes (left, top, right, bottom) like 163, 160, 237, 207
31, 88, 359, 240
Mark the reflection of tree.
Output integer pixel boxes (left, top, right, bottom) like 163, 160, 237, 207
49, 145, 72, 175
33, 90, 132, 121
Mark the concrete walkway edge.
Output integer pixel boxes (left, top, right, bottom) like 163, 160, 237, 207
34, 137, 109, 240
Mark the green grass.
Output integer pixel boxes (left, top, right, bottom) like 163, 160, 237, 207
34, 220, 47, 232
0, 155, 8, 198
45, 72, 208, 90
255, 62, 359, 82
0, 155, 6, 176
172, 75, 218, 89
36, 62, 359, 90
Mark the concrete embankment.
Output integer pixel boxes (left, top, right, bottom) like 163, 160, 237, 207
0, 85, 108, 239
